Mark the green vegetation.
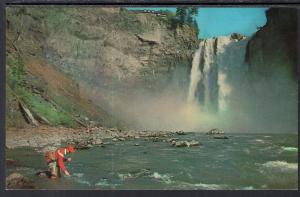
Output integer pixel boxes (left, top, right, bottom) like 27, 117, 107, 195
157, 8, 199, 35
6, 55, 26, 90
6, 55, 78, 128
23, 92, 76, 127
176, 7, 198, 25
175, 7, 199, 33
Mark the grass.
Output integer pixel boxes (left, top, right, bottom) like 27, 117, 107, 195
7, 54, 78, 128
24, 92, 76, 127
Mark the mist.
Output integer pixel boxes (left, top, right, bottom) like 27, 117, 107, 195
86, 36, 297, 134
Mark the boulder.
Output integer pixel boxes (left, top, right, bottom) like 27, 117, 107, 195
189, 140, 200, 146
174, 141, 188, 147
168, 138, 179, 142
176, 130, 186, 135
171, 140, 177, 146
6, 173, 36, 189
96, 139, 103, 144
206, 128, 225, 135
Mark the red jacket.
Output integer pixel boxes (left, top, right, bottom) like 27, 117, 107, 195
55, 148, 69, 173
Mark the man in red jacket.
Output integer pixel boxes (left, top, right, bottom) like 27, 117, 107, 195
48, 145, 76, 178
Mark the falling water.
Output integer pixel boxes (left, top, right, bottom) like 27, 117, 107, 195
187, 42, 204, 103
202, 39, 218, 112
187, 34, 249, 113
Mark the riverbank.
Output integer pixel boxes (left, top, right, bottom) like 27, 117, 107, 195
6, 126, 177, 150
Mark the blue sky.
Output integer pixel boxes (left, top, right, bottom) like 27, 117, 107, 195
127, 7, 268, 38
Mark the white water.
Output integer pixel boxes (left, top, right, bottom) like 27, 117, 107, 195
187, 34, 249, 113
187, 42, 204, 103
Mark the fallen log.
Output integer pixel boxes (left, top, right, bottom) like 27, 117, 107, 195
18, 101, 39, 126
74, 117, 88, 128
35, 113, 50, 125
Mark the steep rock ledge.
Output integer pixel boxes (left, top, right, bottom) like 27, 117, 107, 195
6, 7, 199, 128
246, 8, 297, 79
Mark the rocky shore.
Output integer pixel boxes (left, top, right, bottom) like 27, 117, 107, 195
6, 126, 189, 151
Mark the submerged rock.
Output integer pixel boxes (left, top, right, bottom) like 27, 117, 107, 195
6, 159, 21, 167
74, 141, 92, 150
6, 173, 36, 189
152, 137, 161, 142
173, 140, 200, 147
168, 138, 179, 142
213, 135, 228, 139
119, 169, 152, 181
35, 171, 52, 178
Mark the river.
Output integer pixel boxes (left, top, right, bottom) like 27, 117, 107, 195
6, 133, 298, 190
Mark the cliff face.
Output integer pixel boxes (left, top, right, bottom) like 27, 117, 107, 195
246, 8, 297, 79
243, 8, 298, 132
6, 7, 199, 128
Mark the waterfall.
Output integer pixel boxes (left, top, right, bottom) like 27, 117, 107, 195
187, 42, 204, 103
202, 39, 218, 112
187, 34, 249, 113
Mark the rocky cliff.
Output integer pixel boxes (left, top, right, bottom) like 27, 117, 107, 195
243, 8, 298, 132
246, 8, 297, 79
6, 7, 199, 128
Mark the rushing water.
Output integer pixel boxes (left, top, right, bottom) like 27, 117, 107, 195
6, 133, 298, 190
187, 35, 249, 113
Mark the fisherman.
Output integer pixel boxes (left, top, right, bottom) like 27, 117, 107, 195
45, 145, 76, 178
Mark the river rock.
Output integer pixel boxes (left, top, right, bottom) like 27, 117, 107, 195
174, 141, 188, 147
168, 138, 179, 142
75, 141, 92, 150
176, 130, 186, 135
206, 128, 225, 135
152, 137, 160, 142
188, 140, 200, 146
6, 173, 36, 189
96, 139, 103, 144
36, 171, 52, 178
